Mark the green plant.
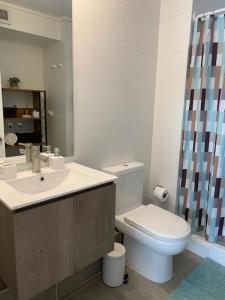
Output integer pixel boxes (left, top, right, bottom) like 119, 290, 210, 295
8, 77, 20, 87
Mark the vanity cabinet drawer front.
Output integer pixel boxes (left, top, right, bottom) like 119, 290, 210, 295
13, 198, 74, 300
74, 184, 115, 271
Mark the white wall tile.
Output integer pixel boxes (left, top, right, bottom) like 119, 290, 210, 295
75, 0, 123, 46
77, 84, 121, 126
160, 0, 193, 20
73, 0, 161, 201
121, 49, 157, 89
75, 124, 151, 168
78, 38, 122, 86
156, 53, 188, 92
119, 87, 155, 125
121, 0, 160, 55
77, 84, 155, 126
149, 0, 193, 212
149, 89, 185, 211
75, 123, 152, 198
158, 12, 192, 56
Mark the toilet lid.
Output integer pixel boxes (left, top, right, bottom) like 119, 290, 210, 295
124, 204, 191, 242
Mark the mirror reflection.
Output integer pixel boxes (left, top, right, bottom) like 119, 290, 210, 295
0, 0, 73, 164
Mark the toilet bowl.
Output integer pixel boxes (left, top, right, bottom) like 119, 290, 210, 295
116, 204, 191, 283
103, 162, 191, 283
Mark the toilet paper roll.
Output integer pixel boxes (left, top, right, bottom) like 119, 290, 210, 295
153, 185, 168, 202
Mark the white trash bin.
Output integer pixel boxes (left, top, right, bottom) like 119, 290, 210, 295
103, 242, 126, 287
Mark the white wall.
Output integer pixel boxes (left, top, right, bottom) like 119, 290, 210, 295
0, 37, 44, 89
44, 19, 73, 156
63, 20, 74, 157
149, 0, 193, 212
73, 0, 161, 199
0, 1, 61, 40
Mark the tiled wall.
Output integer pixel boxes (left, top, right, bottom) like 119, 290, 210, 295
149, 0, 193, 212
73, 0, 161, 199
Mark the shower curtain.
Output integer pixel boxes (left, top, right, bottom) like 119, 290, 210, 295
179, 14, 225, 243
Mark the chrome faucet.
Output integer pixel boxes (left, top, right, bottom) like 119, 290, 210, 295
31, 146, 49, 173
19, 143, 33, 163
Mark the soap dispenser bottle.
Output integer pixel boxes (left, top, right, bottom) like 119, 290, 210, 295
54, 148, 60, 156
41, 145, 53, 163
49, 148, 65, 170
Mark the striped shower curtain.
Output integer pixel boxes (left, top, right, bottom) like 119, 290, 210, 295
179, 15, 225, 243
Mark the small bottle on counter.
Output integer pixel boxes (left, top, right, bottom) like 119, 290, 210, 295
49, 148, 65, 170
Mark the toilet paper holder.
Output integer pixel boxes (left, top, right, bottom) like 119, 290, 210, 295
153, 185, 169, 202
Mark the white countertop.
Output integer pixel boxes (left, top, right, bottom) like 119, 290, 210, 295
0, 162, 117, 211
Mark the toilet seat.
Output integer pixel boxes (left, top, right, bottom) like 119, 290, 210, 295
124, 204, 191, 242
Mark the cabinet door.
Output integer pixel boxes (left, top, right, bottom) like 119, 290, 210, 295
74, 184, 115, 271
13, 198, 74, 300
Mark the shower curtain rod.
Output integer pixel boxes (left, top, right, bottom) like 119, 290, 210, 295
195, 7, 225, 20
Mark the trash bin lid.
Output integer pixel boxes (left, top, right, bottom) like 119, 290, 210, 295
106, 243, 126, 259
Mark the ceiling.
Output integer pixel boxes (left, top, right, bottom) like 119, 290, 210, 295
2, 0, 72, 18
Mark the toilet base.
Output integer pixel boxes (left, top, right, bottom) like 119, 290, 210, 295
124, 235, 173, 283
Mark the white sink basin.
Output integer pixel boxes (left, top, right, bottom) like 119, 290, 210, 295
0, 162, 117, 210
7, 169, 70, 194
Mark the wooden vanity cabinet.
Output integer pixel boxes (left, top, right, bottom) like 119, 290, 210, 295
0, 183, 115, 300
74, 184, 115, 270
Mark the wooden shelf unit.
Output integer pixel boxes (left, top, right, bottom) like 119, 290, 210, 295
2, 88, 47, 157
4, 117, 44, 120
2, 88, 45, 93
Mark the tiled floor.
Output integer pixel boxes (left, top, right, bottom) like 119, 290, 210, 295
68, 250, 202, 300
0, 250, 202, 300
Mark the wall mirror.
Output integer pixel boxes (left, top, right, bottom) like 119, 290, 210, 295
0, 0, 73, 164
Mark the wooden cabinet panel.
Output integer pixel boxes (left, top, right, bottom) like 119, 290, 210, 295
0, 184, 116, 300
13, 198, 74, 300
74, 184, 115, 271
0, 202, 17, 296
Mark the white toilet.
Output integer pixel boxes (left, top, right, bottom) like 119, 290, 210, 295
103, 162, 191, 283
